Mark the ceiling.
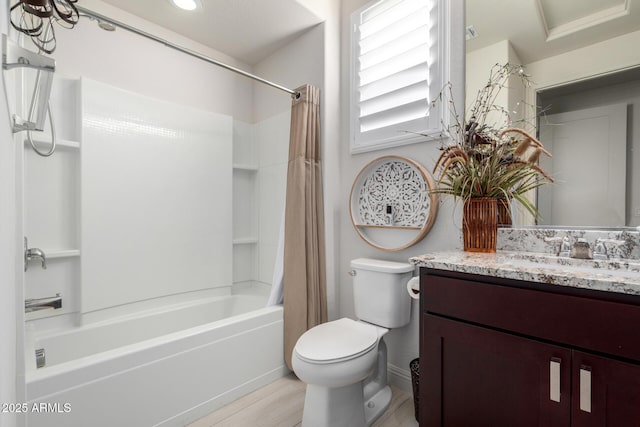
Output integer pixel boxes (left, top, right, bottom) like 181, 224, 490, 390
96, 1, 640, 67
466, 0, 640, 64
98, 0, 323, 65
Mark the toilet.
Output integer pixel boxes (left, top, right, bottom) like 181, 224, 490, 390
292, 258, 414, 427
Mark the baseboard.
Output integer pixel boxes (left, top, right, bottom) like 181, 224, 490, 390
388, 363, 413, 394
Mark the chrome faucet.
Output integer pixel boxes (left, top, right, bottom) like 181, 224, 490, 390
593, 239, 608, 260
592, 238, 626, 260
558, 236, 572, 258
25, 294, 62, 313
24, 237, 46, 272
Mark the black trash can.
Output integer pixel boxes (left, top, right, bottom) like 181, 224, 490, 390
410, 357, 420, 421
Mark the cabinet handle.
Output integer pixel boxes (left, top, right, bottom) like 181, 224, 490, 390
550, 357, 561, 403
580, 365, 592, 413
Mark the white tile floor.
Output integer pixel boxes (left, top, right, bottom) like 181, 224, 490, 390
186, 374, 419, 427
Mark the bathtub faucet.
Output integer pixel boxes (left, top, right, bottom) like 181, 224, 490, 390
25, 294, 62, 313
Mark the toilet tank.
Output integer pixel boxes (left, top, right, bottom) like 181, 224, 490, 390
350, 258, 414, 328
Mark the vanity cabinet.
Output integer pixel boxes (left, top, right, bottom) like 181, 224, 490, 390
419, 269, 640, 426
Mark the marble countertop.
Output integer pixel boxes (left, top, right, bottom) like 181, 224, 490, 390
410, 251, 640, 296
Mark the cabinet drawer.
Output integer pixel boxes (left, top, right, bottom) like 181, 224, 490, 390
422, 270, 640, 362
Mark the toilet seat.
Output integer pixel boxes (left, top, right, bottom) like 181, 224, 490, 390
294, 318, 383, 364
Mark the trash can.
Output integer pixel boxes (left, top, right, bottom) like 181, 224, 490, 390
410, 358, 420, 421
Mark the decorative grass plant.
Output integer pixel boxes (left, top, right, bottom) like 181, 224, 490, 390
430, 63, 554, 219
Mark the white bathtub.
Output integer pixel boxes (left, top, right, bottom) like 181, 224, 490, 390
25, 289, 286, 427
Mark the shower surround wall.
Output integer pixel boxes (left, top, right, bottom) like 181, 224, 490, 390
22, 73, 236, 321
232, 112, 291, 288
81, 78, 232, 312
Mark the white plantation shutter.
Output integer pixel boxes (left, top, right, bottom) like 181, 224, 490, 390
351, 0, 444, 153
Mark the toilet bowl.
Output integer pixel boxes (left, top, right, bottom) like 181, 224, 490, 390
292, 258, 414, 427
292, 318, 390, 427
292, 318, 386, 387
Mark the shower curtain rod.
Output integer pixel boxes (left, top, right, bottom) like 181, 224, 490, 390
75, 6, 299, 97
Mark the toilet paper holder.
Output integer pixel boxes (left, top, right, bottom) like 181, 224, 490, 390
407, 276, 420, 299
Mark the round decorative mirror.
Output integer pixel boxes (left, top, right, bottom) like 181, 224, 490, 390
349, 155, 439, 251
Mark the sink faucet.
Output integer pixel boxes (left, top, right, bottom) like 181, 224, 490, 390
559, 236, 572, 257
593, 239, 608, 260
592, 238, 626, 260
24, 237, 46, 272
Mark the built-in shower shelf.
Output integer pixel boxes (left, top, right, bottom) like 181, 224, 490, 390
233, 238, 258, 245
233, 164, 259, 171
25, 138, 80, 149
46, 249, 81, 259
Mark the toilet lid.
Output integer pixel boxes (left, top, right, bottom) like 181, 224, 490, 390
295, 318, 380, 363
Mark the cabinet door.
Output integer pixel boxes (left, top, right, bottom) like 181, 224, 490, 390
421, 315, 571, 427
572, 351, 640, 426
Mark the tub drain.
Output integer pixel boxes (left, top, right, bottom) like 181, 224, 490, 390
35, 348, 46, 369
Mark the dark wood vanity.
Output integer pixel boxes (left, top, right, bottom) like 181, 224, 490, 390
419, 267, 640, 426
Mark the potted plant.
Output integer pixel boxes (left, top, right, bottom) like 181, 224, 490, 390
431, 63, 553, 252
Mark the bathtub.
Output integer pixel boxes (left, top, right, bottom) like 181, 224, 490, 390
25, 288, 286, 427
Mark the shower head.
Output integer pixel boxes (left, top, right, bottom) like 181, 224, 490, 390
79, 13, 116, 31
98, 20, 116, 31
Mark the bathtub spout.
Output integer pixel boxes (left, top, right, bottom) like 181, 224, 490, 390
25, 294, 62, 313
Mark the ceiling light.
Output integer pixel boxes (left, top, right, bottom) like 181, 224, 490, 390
168, 0, 201, 11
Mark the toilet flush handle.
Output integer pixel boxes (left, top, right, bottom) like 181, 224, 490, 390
348, 270, 357, 276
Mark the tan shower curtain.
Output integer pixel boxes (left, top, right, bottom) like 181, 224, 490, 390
283, 84, 327, 370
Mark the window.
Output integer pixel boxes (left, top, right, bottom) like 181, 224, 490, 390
350, 0, 446, 153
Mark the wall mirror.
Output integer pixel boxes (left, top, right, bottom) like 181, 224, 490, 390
466, 0, 640, 229
350, 156, 438, 251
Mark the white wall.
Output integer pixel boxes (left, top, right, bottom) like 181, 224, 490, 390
466, 40, 524, 129
0, 1, 18, 424
0, 97, 18, 427
466, 40, 510, 114
340, 0, 465, 389
0, 0, 22, 424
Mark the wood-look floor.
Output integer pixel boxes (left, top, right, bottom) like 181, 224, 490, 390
187, 374, 418, 427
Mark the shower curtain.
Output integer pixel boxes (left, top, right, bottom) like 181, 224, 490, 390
282, 84, 327, 370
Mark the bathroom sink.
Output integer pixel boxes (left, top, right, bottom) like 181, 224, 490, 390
502, 252, 640, 275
